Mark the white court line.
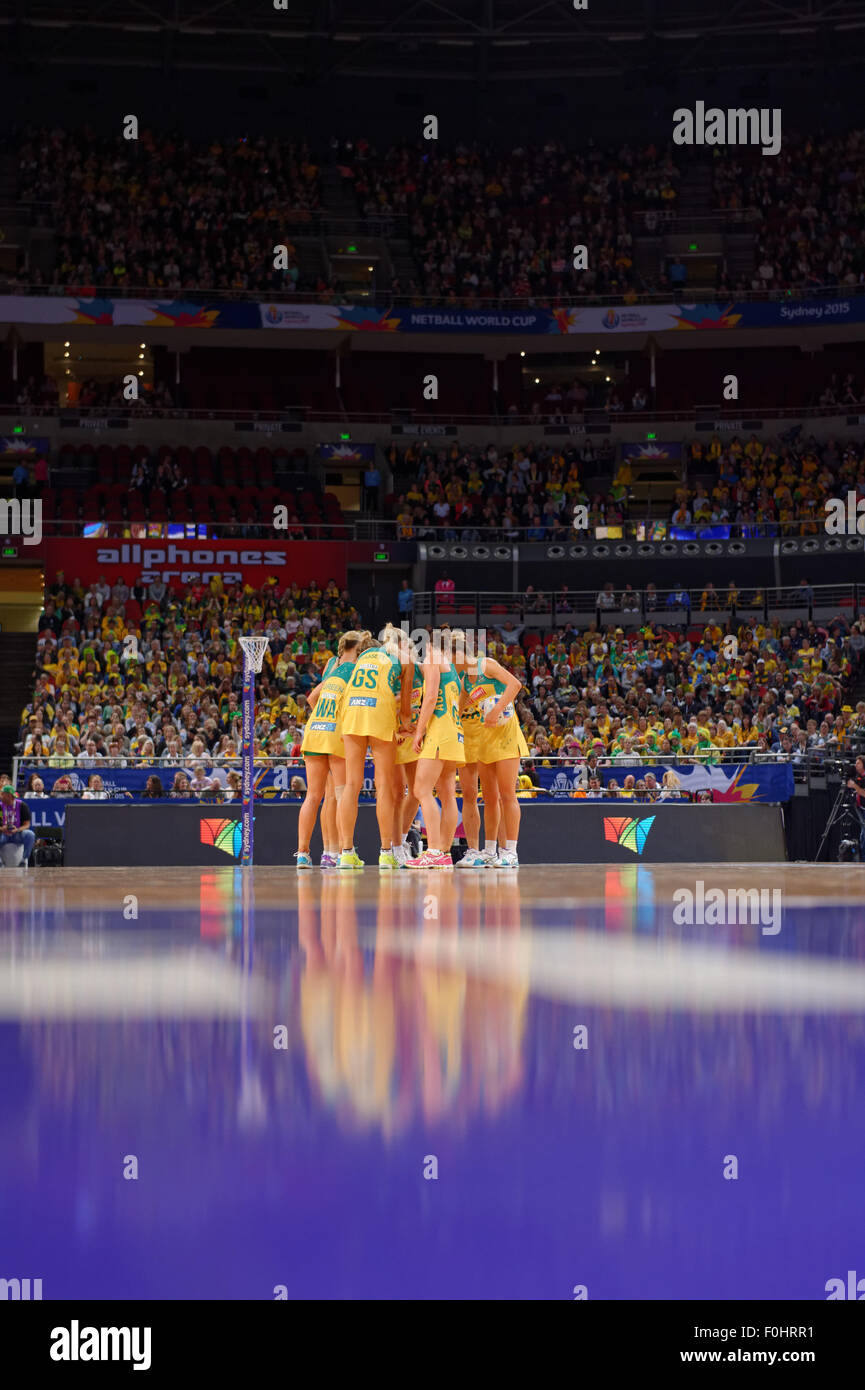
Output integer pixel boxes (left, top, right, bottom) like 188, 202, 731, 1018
374, 927, 865, 1013
0, 953, 268, 1018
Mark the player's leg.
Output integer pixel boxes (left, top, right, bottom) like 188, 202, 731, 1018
478, 759, 502, 865
392, 761, 408, 845
323, 759, 345, 865
409, 753, 445, 864
337, 735, 367, 865
493, 756, 521, 867
297, 756, 329, 866
438, 763, 460, 863
391, 763, 417, 866
457, 761, 485, 867
458, 761, 480, 847
402, 760, 420, 834
320, 772, 338, 864
369, 735, 398, 866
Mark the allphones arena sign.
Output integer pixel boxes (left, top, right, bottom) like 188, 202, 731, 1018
95, 544, 289, 585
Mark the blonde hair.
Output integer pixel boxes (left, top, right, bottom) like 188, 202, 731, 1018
662, 770, 681, 789
337, 629, 363, 659
381, 621, 410, 660
357, 629, 378, 654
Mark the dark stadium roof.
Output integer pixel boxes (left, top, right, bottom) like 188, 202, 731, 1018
3, 0, 865, 80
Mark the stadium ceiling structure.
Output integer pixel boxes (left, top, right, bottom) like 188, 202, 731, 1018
2, 0, 865, 80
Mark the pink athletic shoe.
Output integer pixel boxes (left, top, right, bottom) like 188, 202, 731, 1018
424, 851, 453, 869
406, 849, 435, 868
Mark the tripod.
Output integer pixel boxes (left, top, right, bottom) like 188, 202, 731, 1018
816, 784, 864, 861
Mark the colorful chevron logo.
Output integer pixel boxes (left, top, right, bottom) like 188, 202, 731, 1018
200, 817, 243, 859
603, 815, 655, 855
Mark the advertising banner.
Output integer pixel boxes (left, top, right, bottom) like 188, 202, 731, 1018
63, 801, 787, 866
621, 441, 683, 463
597, 762, 794, 802
3, 294, 864, 336
41, 538, 348, 589
0, 435, 51, 459
317, 443, 376, 463
0, 296, 259, 328
22, 761, 794, 804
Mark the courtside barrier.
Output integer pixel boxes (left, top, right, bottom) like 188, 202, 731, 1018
63, 801, 787, 866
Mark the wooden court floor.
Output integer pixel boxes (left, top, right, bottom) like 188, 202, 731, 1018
2, 863, 865, 911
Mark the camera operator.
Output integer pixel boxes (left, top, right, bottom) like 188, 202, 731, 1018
845, 755, 865, 859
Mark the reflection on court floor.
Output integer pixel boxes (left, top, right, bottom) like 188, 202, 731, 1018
1, 866, 864, 1299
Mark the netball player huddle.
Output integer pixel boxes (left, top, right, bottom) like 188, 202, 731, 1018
296, 625, 526, 869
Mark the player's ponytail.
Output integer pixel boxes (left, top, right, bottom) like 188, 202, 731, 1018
338, 630, 363, 659
380, 622, 406, 659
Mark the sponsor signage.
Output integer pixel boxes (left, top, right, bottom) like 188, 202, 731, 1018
42, 537, 349, 588
64, 801, 787, 866
390, 424, 458, 436
3, 293, 865, 336
233, 420, 302, 433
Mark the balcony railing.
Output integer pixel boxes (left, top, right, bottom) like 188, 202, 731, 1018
1, 279, 862, 309
412, 583, 863, 629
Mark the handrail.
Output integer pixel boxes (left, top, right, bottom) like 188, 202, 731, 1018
413, 584, 862, 626
23, 517, 858, 541
1, 281, 862, 308
2, 402, 860, 425
12, 747, 857, 797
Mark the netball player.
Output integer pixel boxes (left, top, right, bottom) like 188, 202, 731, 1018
456, 643, 526, 868
296, 631, 363, 867
450, 631, 502, 867
338, 628, 402, 869
391, 632, 424, 866
406, 636, 466, 869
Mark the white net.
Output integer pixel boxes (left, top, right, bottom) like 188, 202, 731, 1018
239, 636, 270, 673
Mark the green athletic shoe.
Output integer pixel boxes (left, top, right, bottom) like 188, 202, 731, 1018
338, 849, 365, 870
378, 849, 398, 869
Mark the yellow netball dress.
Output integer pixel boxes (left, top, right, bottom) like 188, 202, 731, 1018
396, 662, 424, 766
301, 657, 354, 758
462, 659, 529, 763
459, 667, 486, 765
340, 646, 401, 741
419, 662, 466, 763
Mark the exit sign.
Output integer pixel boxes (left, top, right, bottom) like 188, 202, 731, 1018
373, 550, 390, 563
2, 545, 18, 558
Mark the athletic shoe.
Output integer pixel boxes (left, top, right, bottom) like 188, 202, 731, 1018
457, 850, 486, 868
406, 849, 436, 868
338, 849, 365, 870
392, 845, 409, 868
425, 851, 453, 869
479, 847, 500, 868
319, 852, 338, 868
379, 849, 398, 869
295, 851, 313, 869
497, 850, 519, 868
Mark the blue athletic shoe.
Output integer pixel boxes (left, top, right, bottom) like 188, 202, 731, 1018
457, 850, 486, 868
295, 851, 313, 869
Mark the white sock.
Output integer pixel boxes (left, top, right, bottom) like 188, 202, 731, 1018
506, 840, 517, 853
392, 843, 402, 854
402, 832, 410, 844
484, 840, 497, 854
